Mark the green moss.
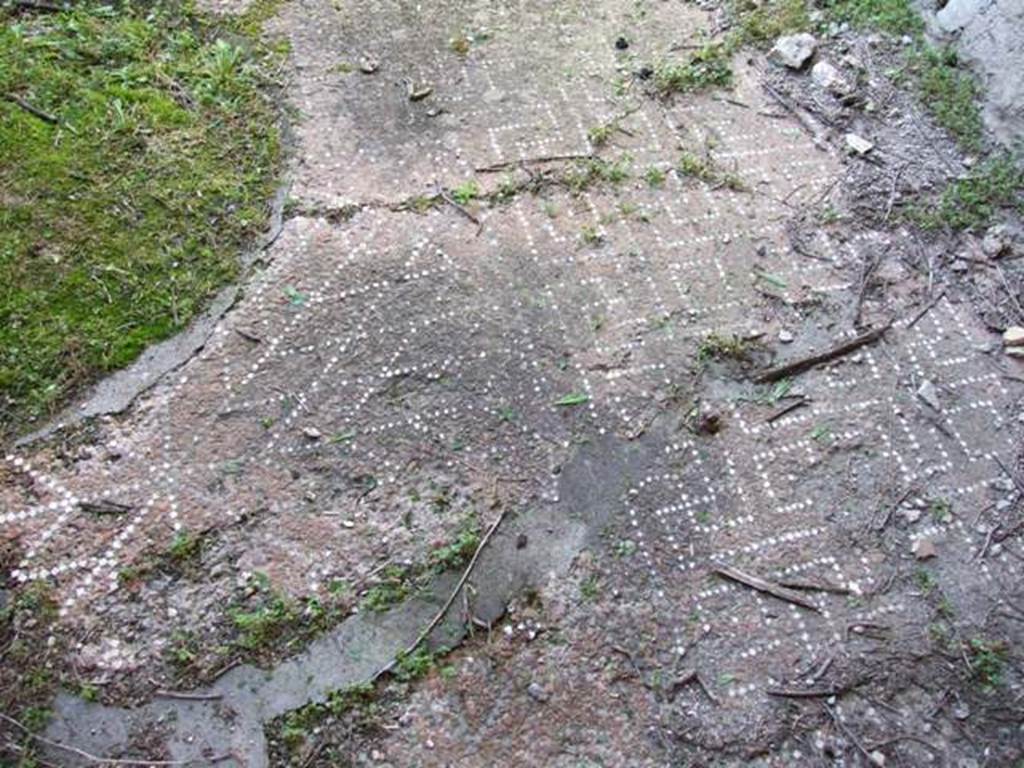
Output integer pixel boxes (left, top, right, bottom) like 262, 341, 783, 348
912, 46, 985, 151
821, 0, 923, 35
909, 155, 1024, 231
427, 516, 480, 572
393, 644, 436, 681
361, 565, 412, 612
731, 0, 810, 44
0, 0, 284, 438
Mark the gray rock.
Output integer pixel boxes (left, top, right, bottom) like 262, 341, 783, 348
982, 225, 1012, 258
926, 0, 1024, 145
769, 33, 817, 69
912, 537, 937, 560
1003, 326, 1024, 347
527, 682, 549, 702
844, 132, 874, 155
811, 61, 852, 94
917, 379, 941, 411
778, 329, 795, 343
902, 507, 923, 524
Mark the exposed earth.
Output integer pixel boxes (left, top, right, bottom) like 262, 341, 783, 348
2, 0, 1024, 766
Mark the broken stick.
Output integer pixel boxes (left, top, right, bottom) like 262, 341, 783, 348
4, 92, 59, 124
754, 323, 891, 383
766, 687, 841, 699
765, 397, 808, 424
906, 290, 946, 330
714, 565, 821, 612
375, 505, 511, 680
476, 153, 594, 173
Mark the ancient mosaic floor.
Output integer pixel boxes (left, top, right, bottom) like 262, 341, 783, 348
3, 0, 1022, 765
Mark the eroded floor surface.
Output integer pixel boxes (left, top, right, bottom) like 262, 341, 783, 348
2, 0, 1023, 766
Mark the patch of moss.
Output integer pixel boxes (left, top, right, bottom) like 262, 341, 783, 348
912, 46, 985, 151
0, 0, 284, 438
731, 0, 810, 44
821, 0, 923, 36
908, 155, 1024, 231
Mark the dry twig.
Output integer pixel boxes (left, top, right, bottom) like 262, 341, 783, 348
713, 565, 821, 613
376, 506, 512, 679
754, 323, 891, 383
4, 93, 59, 124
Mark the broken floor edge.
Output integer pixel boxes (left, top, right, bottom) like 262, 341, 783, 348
40, 428, 645, 766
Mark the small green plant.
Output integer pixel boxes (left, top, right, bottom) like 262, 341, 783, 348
404, 194, 440, 214
821, 0, 923, 36
278, 681, 377, 752
915, 567, 937, 594
731, 0, 810, 44
968, 638, 1007, 690
361, 566, 412, 612
820, 206, 842, 224
393, 644, 436, 682
79, 682, 99, 702
580, 224, 603, 245
930, 498, 952, 523
284, 285, 308, 306
428, 517, 481, 572
614, 539, 637, 557
588, 122, 614, 146
168, 630, 199, 667
758, 378, 792, 405
440, 664, 458, 681
697, 332, 749, 363
580, 575, 601, 601
451, 180, 481, 205
20, 706, 52, 733
495, 175, 519, 203
644, 166, 666, 187
450, 34, 472, 56
678, 151, 745, 190
654, 43, 733, 95
810, 424, 832, 442
230, 593, 300, 650
168, 530, 202, 564
563, 156, 631, 194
